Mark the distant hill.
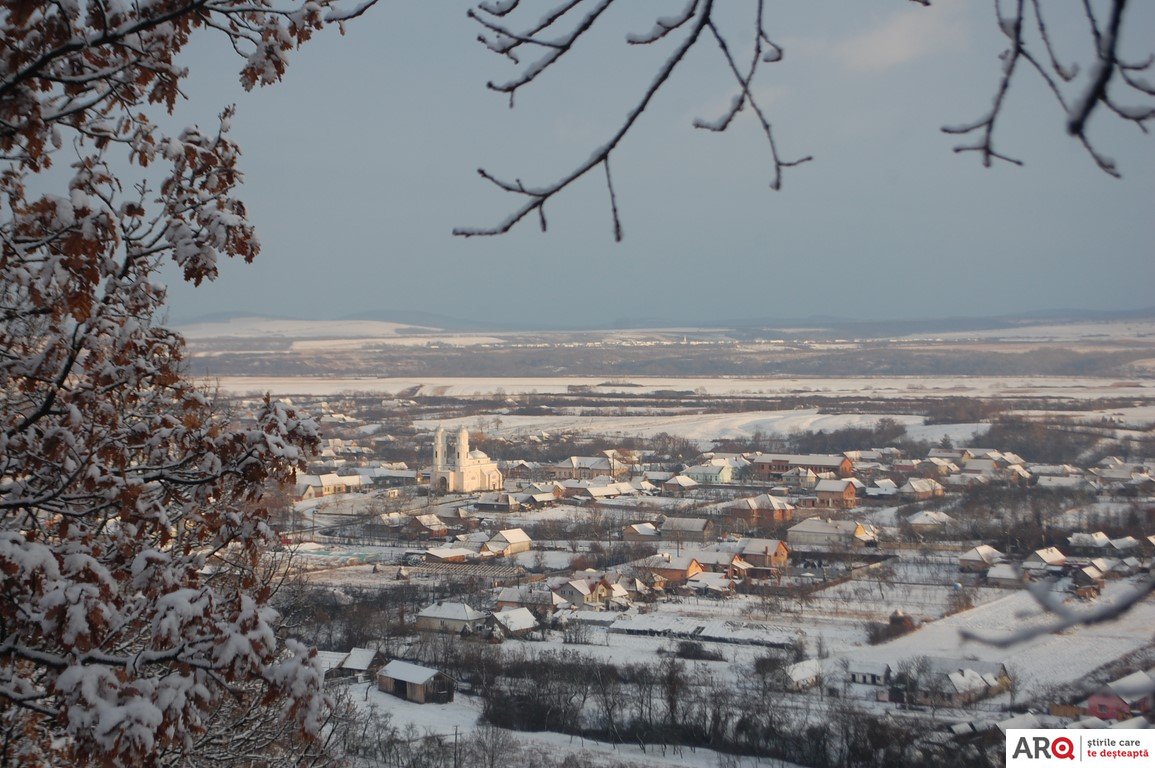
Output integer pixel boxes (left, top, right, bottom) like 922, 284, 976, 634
177, 306, 1155, 339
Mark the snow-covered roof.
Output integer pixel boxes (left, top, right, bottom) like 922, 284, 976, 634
907, 510, 955, 527
314, 650, 349, 673
625, 522, 659, 536
417, 602, 485, 621
1105, 670, 1155, 703
1069, 531, 1110, 548
379, 660, 441, 686
425, 547, 475, 560
662, 517, 710, 532
491, 528, 531, 545
728, 493, 794, 511
492, 607, 537, 634
736, 538, 786, 557
342, 647, 377, 672
960, 544, 1003, 565
986, 563, 1021, 582
753, 454, 847, 467
1026, 547, 1066, 566
814, 479, 853, 493
783, 658, 823, 685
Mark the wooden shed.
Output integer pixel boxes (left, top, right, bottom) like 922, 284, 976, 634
376, 660, 455, 704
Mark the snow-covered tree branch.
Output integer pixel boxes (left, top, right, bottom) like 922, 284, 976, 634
0, 2, 376, 765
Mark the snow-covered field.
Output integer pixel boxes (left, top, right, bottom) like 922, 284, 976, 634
209, 374, 1154, 400
900, 319, 1155, 343
832, 578, 1155, 698
414, 409, 988, 446
354, 680, 806, 768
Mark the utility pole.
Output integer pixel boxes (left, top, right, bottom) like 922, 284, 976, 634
452, 725, 458, 768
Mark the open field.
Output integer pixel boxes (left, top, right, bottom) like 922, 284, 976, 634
210, 374, 1153, 401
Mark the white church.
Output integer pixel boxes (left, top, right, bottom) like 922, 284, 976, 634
431, 425, 503, 494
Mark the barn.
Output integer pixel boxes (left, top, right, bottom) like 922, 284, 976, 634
376, 660, 455, 704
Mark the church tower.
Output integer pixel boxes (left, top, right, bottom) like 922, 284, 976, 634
456, 426, 469, 465
433, 426, 446, 473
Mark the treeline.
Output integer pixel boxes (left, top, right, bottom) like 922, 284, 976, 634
982, 417, 1102, 464
386, 644, 994, 768
712, 417, 928, 457
197, 342, 1149, 379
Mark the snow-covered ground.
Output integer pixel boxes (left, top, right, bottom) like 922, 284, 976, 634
209, 374, 1154, 400
414, 409, 991, 446
830, 578, 1155, 698
899, 319, 1155, 343
353, 680, 806, 767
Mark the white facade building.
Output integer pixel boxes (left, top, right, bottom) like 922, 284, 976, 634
431, 426, 503, 494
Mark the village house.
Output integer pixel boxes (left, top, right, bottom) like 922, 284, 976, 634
724, 494, 795, 528
780, 467, 819, 490
1022, 547, 1066, 575
1067, 531, 1112, 555
424, 547, 474, 564
294, 472, 365, 500
491, 607, 539, 638
751, 453, 853, 481
1071, 564, 1106, 598
959, 544, 1004, 573
919, 458, 959, 477
735, 538, 790, 570
906, 509, 956, 534
481, 528, 532, 557
786, 518, 878, 548
662, 475, 699, 495
814, 478, 858, 509
502, 459, 541, 480
673, 549, 752, 580
407, 513, 448, 539
623, 522, 660, 542
474, 492, 520, 513
863, 478, 899, 499
548, 454, 629, 481
894, 658, 1010, 708
494, 585, 570, 618
927, 447, 970, 463
415, 602, 487, 635
1084, 669, 1155, 721
985, 563, 1026, 588
555, 576, 612, 609
898, 478, 945, 501
778, 659, 825, 691
376, 660, 455, 704
685, 570, 737, 596
635, 553, 704, 585
679, 462, 734, 484
660, 516, 715, 543
848, 661, 891, 687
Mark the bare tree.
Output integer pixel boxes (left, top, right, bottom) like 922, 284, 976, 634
456, 1, 1152, 240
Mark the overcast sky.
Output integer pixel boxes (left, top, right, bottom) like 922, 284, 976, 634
159, 1, 1154, 329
